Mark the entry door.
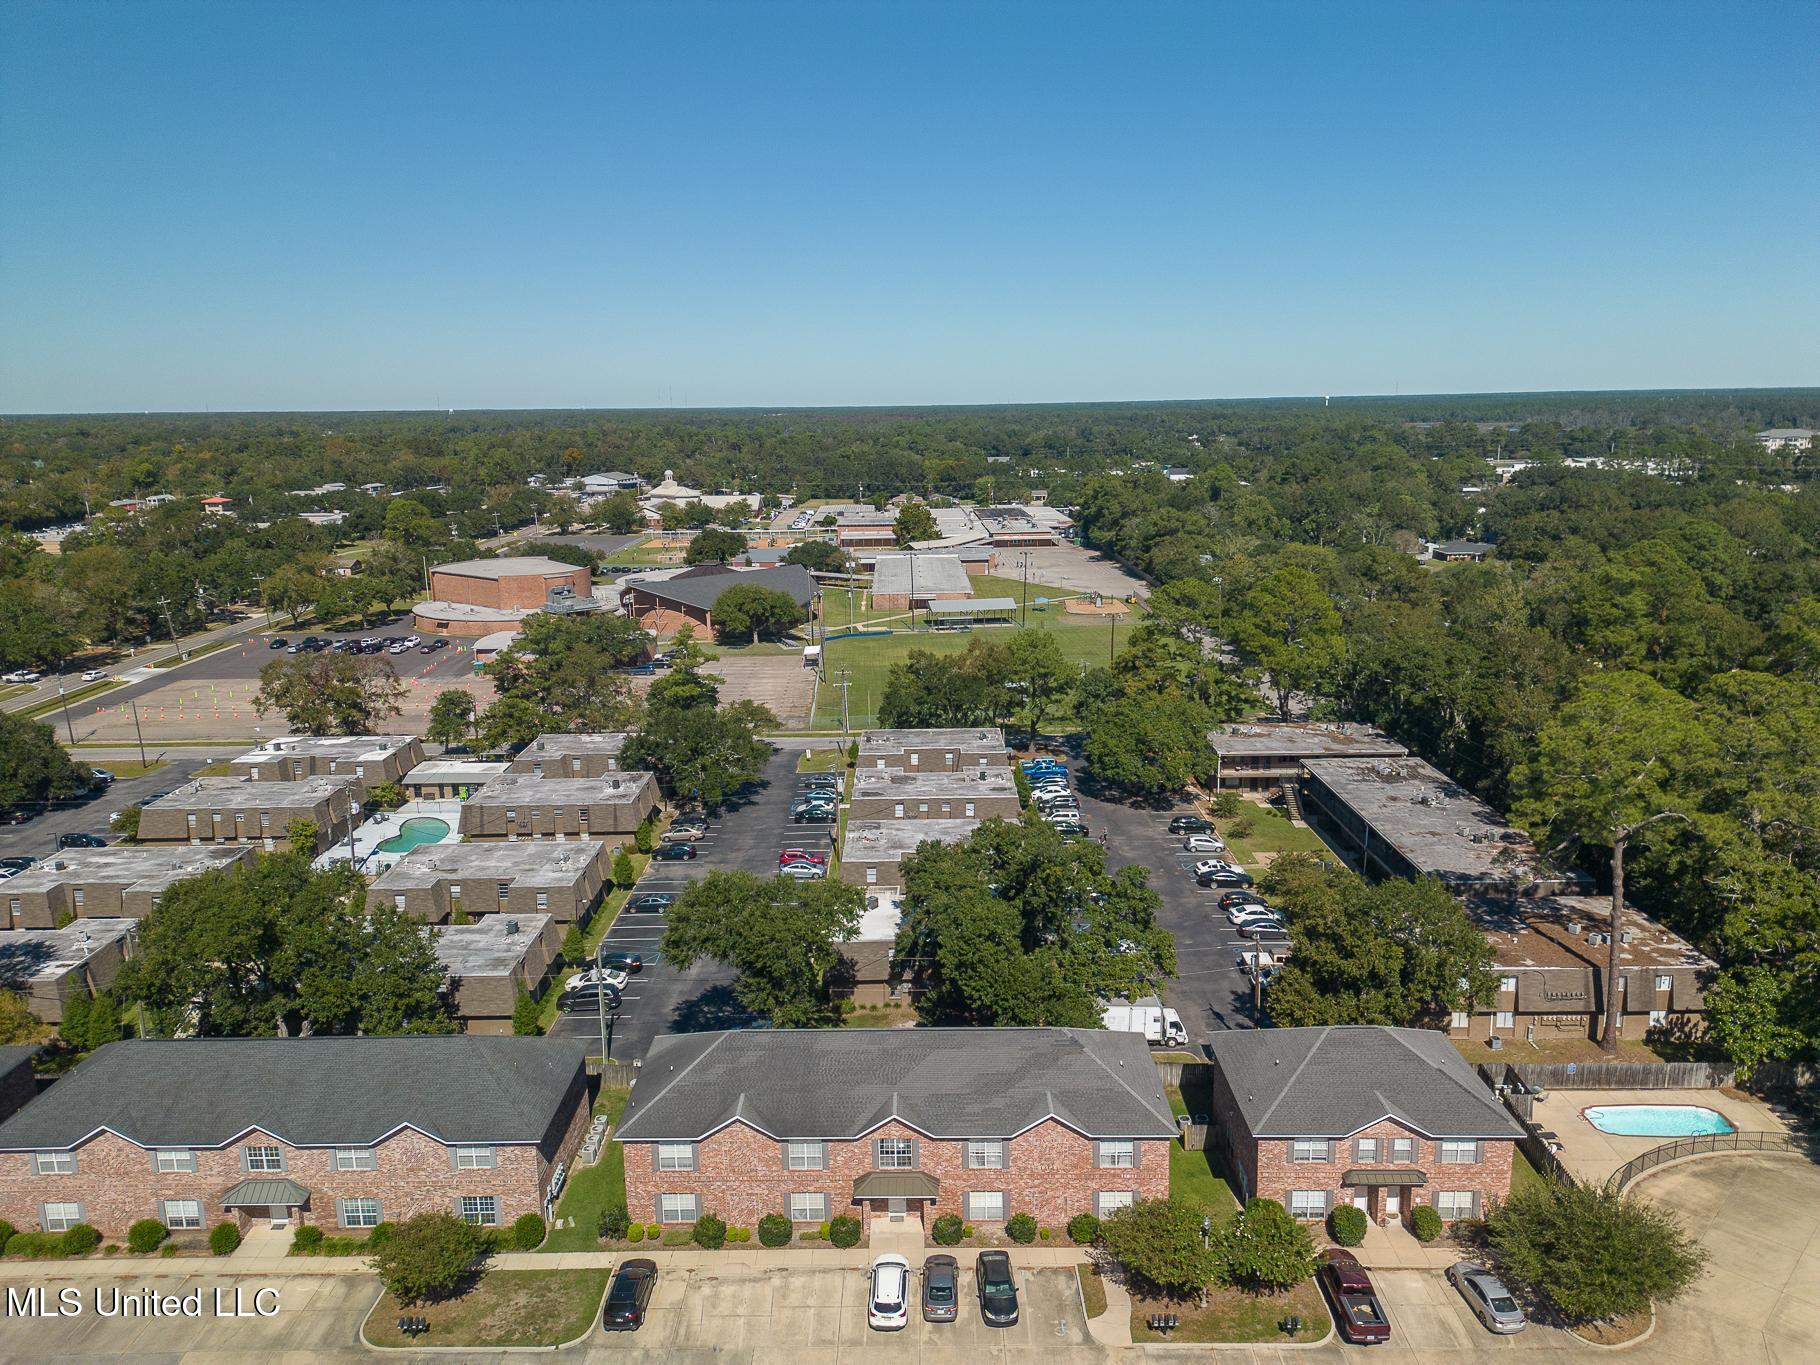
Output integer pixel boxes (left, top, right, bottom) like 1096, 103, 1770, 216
887, 1198, 906, 1221
268, 1205, 289, 1228
1384, 1188, 1401, 1217
1351, 1191, 1370, 1212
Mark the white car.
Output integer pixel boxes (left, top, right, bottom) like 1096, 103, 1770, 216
1193, 858, 1242, 878
779, 861, 826, 879
80, 669, 109, 683
867, 1254, 911, 1331
402, 635, 421, 646
565, 966, 629, 994
2, 670, 42, 684
1228, 906, 1282, 930
1182, 834, 1227, 853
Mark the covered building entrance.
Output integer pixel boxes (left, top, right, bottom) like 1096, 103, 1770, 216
219, 1177, 311, 1230
1342, 1168, 1425, 1224
853, 1171, 938, 1228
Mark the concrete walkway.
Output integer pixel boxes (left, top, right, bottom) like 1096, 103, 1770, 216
1352, 1219, 1460, 1272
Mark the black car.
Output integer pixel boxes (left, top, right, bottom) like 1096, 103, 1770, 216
268, 637, 289, 649
976, 1250, 1019, 1327
0, 857, 34, 872
57, 832, 108, 850
1219, 891, 1269, 912
1168, 815, 1214, 834
922, 1254, 959, 1323
600, 951, 643, 974
556, 983, 621, 1014
792, 807, 836, 824
602, 1257, 657, 1331
1197, 868, 1255, 889
655, 842, 697, 861
800, 773, 842, 789
627, 893, 675, 914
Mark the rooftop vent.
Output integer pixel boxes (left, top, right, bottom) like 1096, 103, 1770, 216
503, 918, 519, 935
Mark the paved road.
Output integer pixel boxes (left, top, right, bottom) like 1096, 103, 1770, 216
0, 612, 279, 718
551, 749, 836, 1061
0, 754, 214, 864
541, 533, 648, 562
1072, 767, 1259, 1049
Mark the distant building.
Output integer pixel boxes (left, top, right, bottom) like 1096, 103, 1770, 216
972, 505, 1061, 547
869, 554, 973, 611
367, 840, 610, 925
1755, 428, 1814, 452
399, 760, 508, 801
230, 735, 423, 796
458, 773, 659, 843
580, 471, 645, 494
137, 777, 363, 854
1431, 539, 1494, 562
618, 564, 816, 632
1208, 721, 1406, 794
848, 769, 1020, 823
432, 914, 560, 1034
857, 728, 1008, 773
839, 818, 980, 893
2, 846, 252, 929
414, 556, 597, 638
508, 733, 634, 779
200, 496, 233, 517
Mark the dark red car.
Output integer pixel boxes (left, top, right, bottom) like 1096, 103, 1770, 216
1318, 1248, 1390, 1345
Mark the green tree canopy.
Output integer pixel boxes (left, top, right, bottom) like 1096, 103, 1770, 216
685, 527, 749, 565
892, 501, 939, 546
782, 540, 849, 574
1229, 565, 1344, 720
253, 654, 407, 736
486, 612, 646, 731
0, 712, 90, 815
710, 583, 804, 644
1098, 1198, 1225, 1299
425, 689, 478, 748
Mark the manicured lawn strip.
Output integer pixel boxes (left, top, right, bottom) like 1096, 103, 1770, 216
1218, 804, 1332, 867
95, 760, 167, 780
533, 855, 649, 1033
365, 1268, 611, 1348
19, 679, 125, 717
151, 638, 235, 668
796, 747, 849, 773
1077, 1264, 1109, 1319
1509, 1146, 1553, 1201
1169, 1140, 1241, 1213
543, 1089, 630, 1252
1449, 1035, 1668, 1066
1130, 1278, 1328, 1344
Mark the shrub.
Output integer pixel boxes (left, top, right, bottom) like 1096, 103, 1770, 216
634, 818, 656, 855
626, 1224, 645, 1243
1006, 1213, 1038, 1244
159, 1244, 178, 1257
1410, 1205, 1443, 1243
370, 1211, 485, 1304
1212, 793, 1244, 819
692, 1213, 727, 1250
645, 1223, 661, 1241
128, 1220, 169, 1254
1067, 1213, 1101, 1245
757, 1214, 792, 1248
367, 1221, 396, 1249
0, 1220, 16, 1247
1098, 1198, 1224, 1297
5, 1232, 62, 1257
1225, 1198, 1316, 1290
209, 1223, 242, 1256
828, 1215, 861, 1249
511, 1213, 546, 1250
1226, 814, 1256, 841
931, 1213, 964, 1246
1328, 1204, 1367, 1247
963, 1224, 974, 1238
816, 1221, 831, 1241
60, 1223, 101, 1255
598, 1206, 631, 1241
291, 1226, 324, 1252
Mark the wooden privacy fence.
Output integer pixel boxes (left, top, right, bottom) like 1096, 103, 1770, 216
1488, 1060, 1738, 1091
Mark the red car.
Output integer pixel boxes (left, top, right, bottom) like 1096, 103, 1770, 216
778, 849, 828, 866
1318, 1248, 1390, 1345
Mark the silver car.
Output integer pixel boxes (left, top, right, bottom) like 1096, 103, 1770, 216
1446, 1261, 1525, 1334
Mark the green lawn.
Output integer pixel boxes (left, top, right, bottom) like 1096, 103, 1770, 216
1077, 1264, 1109, 1319
543, 1089, 630, 1251
1218, 805, 1333, 867
19, 679, 125, 718
1130, 1279, 1327, 1344
533, 858, 648, 1034
1510, 1146, 1553, 1201
796, 747, 851, 773
365, 1269, 610, 1348
1169, 1140, 1241, 1214
95, 759, 167, 780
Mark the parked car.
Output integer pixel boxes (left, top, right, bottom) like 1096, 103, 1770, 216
778, 849, 828, 866
1198, 869, 1254, 889
654, 842, 697, 861
1182, 834, 1227, 853
267, 637, 289, 650
89, 768, 115, 785
2, 670, 43, 684
975, 1250, 1019, 1327
0, 857, 35, 873
779, 861, 826, 880
868, 1254, 911, 1331
800, 773, 842, 789
599, 951, 643, 974
1219, 890, 1269, 912
922, 1253, 959, 1323
627, 893, 675, 914
791, 804, 836, 823
56, 832, 108, 850
80, 669, 109, 683
602, 1257, 657, 1331
1318, 1249, 1390, 1345
1168, 815, 1213, 834
388, 642, 412, 654
661, 821, 707, 844
1227, 906, 1281, 930
556, 983, 621, 1014
1446, 1262, 1526, 1334
565, 965, 629, 994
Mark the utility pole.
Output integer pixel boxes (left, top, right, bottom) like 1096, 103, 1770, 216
130, 703, 148, 768
833, 668, 853, 734
1109, 609, 1118, 663
1018, 552, 1031, 627
57, 687, 75, 745
154, 596, 182, 658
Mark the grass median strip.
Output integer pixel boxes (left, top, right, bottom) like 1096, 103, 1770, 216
543, 1089, 630, 1252
365, 1268, 611, 1348
19, 679, 125, 718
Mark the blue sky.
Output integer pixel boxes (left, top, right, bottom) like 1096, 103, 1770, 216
3, 0, 1815, 412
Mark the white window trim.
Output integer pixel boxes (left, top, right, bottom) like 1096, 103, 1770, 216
965, 1190, 1006, 1222
788, 1192, 827, 1222
457, 1195, 499, 1226
161, 1199, 203, 1230
335, 1147, 377, 1171
656, 1142, 696, 1172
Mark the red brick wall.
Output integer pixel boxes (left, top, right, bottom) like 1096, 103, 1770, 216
0, 1126, 556, 1238
622, 1117, 1167, 1229
432, 566, 590, 612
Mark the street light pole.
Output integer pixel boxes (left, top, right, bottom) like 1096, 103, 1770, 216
57, 687, 75, 745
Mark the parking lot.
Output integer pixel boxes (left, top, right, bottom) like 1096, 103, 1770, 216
0, 753, 215, 863
551, 748, 837, 1058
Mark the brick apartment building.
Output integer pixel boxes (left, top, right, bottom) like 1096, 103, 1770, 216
508, 733, 634, 778
432, 914, 560, 1034
0, 920, 137, 1025
228, 735, 424, 795
1207, 1026, 1523, 1226
839, 819, 981, 891
136, 776, 363, 854
0, 1037, 592, 1238
1455, 895, 1714, 1046
366, 840, 609, 925
399, 759, 507, 800
2, 846, 252, 929
618, 1028, 1175, 1232
848, 769, 1020, 822
458, 773, 659, 842
413, 556, 596, 637
857, 727, 1009, 773
1207, 721, 1406, 794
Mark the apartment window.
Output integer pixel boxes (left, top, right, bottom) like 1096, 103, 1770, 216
244, 1145, 284, 1172
153, 1149, 195, 1174
42, 1202, 84, 1232
656, 1143, 696, 1172
658, 1193, 699, 1224
393, 894, 406, 910
1353, 1138, 1378, 1163
530, 808, 541, 822
1096, 1140, 1136, 1169
875, 1138, 915, 1169
161, 1199, 203, 1230
1434, 1190, 1478, 1220
1096, 1191, 1136, 1217
1655, 975, 1673, 992
1649, 1009, 1668, 1028
259, 811, 271, 829
496, 881, 510, 902
334, 1148, 376, 1172
788, 1193, 828, 1222
1499, 975, 1517, 993
536, 892, 549, 910
1438, 1141, 1481, 1164
453, 1146, 496, 1170
1288, 1190, 1327, 1218
785, 1141, 825, 1171
940, 802, 952, 816
31, 1152, 76, 1175
505, 809, 516, 823
866, 866, 878, 884
1449, 1011, 1470, 1030
1391, 1138, 1414, 1164
449, 883, 463, 905
964, 802, 975, 817
910, 753, 921, 766
457, 1195, 498, 1226
965, 1191, 1005, 1221
7, 898, 18, 917
1495, 1011, 1515, 1030
339, 1198, 381, 1229
893, 803, 904, 818
917, 802, 928, 814
966, 1140, 1005, 1169
1290, 1140, 1330, 1163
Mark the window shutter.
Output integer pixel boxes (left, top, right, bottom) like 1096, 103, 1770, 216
1324, 1190, 1335, 1215
240, 1148, 250, 1172
650, 1144, 661, 1172
1473, 1141, 1484, 1164
907, 1138, 919, 1168
963, 1143, 974, 1170
872, 1141, 881, 1170
150, 1151, 161, 1174
1471, 1191, 1482, 1219
781, 1142, 790, 1171
1325, 1140, 1336, 1162
1132, 1140, 1141, 1169
450, 1146, 460, 1171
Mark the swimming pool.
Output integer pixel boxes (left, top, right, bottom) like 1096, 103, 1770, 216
1583, 1104, 1736, 1137
374, 817, 452, 854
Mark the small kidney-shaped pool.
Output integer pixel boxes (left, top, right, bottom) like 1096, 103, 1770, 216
1583, 1104, 1736, 1137
374, 817, 452, 854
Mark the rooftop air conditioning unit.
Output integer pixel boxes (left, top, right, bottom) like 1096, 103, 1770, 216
1566, 920, 1581, 934
1487, 1035, 1503, 1051
503, 918, 519, 935
1621, 930, 1634, 944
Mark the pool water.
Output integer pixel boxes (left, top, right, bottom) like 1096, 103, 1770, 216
1583, 1104, 1736, 1137
374, 817, 451, 853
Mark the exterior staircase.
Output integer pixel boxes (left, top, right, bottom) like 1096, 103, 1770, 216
1280, 782, 1308, 827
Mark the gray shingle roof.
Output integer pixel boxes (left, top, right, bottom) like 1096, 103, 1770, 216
0, 1037, 590, 1151
616, 1028, 1177, 1142
634, 564, 816, 612
1207, 1026, 1523, 1140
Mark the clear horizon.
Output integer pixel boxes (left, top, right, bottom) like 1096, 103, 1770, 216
4, 0, 1816, 413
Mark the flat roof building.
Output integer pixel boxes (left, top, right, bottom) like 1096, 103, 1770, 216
618, 564, 815, 632
1209, 721, 1407, 792
870, 554, 972, 611
137, 777, 363, 854
432, 914, 561, 1034
230, 735, 423, 793
858, 728, 1008, 773
2, 846, 253, 929
849, 768, 1020, 823
458, 772, 659, 843
508, 733, 634, 779
839, 818, 981, 892
1301, 756, 1590, 897
367, 840, 610, 925
0, 919, 138, 1024
400, 759, 508, 800
415, 556, 598, 638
